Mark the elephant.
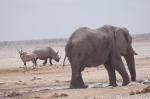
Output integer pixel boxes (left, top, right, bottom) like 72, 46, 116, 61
64, 25, 137, 88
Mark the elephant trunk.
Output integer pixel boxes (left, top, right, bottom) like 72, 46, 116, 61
124, 51, 136, 81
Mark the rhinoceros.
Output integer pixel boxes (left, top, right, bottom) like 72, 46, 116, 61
33, 47, 60, 66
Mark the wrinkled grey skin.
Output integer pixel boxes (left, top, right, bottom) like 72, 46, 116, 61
33, 47, 60, 66
64, 25, 137, 88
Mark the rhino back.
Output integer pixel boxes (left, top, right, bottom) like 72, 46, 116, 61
33, 48, 52, 59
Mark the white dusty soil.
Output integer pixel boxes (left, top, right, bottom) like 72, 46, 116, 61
0, 38, 150, 99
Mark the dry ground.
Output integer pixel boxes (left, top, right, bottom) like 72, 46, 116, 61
0, 38, 150, 99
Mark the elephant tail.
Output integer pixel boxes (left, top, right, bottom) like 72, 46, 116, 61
63, 41, 72, 67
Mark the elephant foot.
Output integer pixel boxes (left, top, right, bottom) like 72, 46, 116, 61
122, 81, 130, 86
70, 79, 88, 89
122, 73, 130, 86
70, 84, 88, 89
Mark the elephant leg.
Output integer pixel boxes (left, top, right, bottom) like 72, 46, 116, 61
70, 63, 87, 89
104, 61, 117, 87
43, 59, 47, 66
110, 41, 130, 86
49, 58, 53, 66
112, 56, 130, 86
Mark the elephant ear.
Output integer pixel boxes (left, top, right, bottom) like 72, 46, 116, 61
122, 27, 132, 43
116, 27, 138, 55
115, 27, 131, 44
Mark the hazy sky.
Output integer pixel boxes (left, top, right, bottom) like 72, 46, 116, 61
0, 0, 150, 41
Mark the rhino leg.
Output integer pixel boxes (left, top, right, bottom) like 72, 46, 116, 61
43, 59, 47, 66
70, 63, 87, 89
49, 57, 53, 66
104, 61, 117, 87
24, 62, 26, 66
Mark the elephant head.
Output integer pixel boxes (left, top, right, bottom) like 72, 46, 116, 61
101, 25, 137, 81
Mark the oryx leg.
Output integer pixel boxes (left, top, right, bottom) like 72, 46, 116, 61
23, 62, 27, 71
